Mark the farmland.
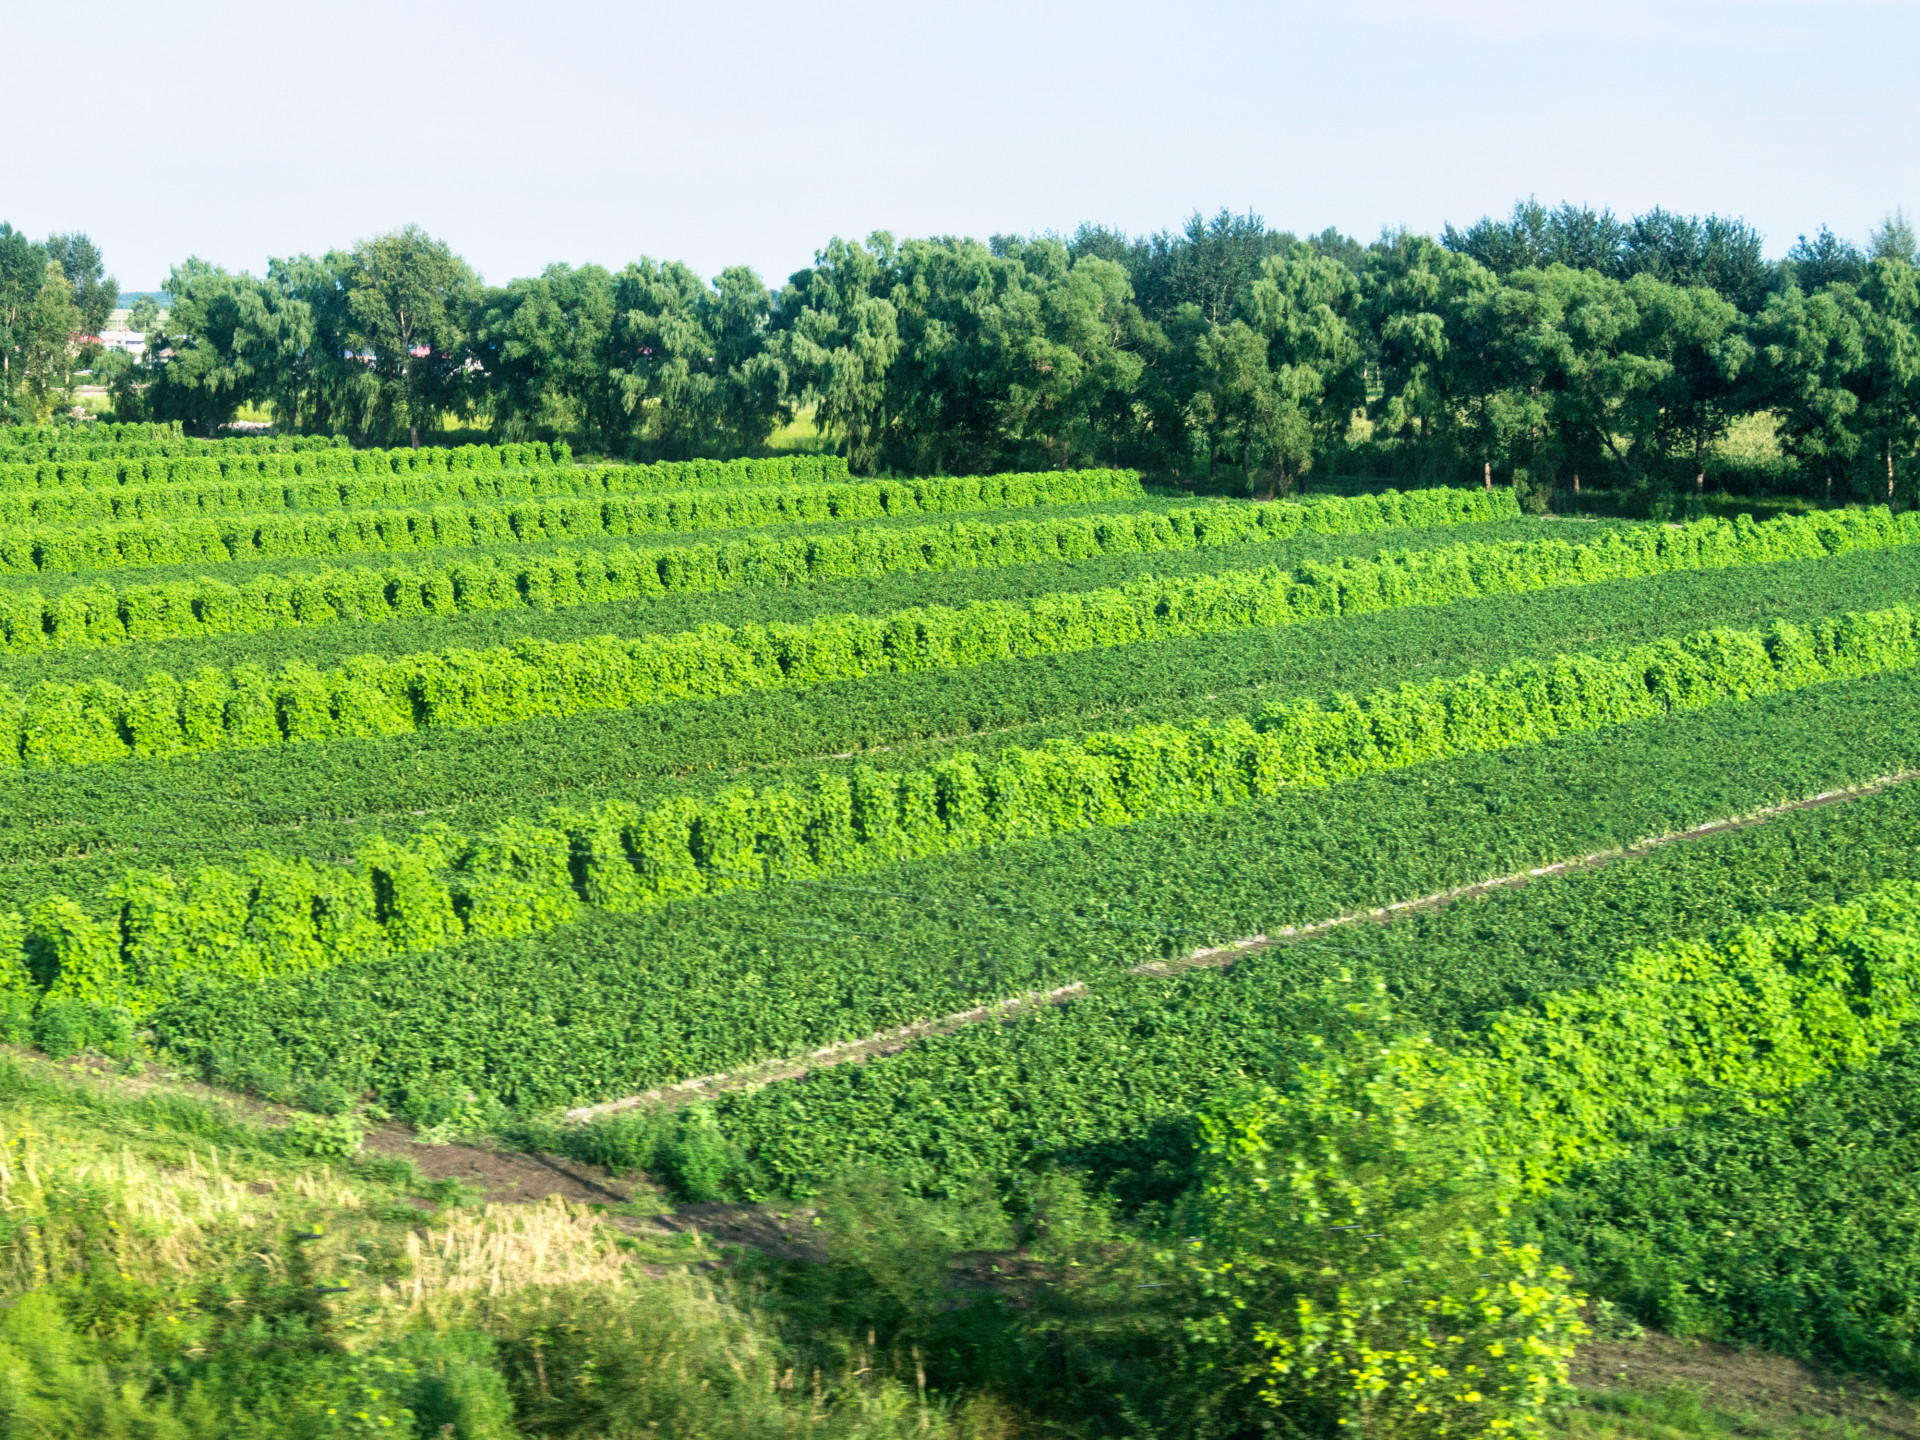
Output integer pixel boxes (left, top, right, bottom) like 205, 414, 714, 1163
5, 421, 1920, 1436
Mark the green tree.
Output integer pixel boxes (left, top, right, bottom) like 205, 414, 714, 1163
44, 233, 116, 336
142, 259, 262, 435
776, 235, 900, 473
0, 224, 50, 422
1176, 1002, 1586, 1440
1752, 280, 1871, 502
342, 225, 479, 447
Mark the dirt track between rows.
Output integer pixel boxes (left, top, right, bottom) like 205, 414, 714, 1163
564, 767, 1918, 1123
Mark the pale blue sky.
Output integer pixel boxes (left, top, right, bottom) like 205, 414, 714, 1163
11, 0, 1917, 290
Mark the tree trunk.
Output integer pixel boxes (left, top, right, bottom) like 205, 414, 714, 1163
1890, 439, 1897, 506
409, 423, 420, 450
1573, 472, 1581, 496
1696, 471, 1704, 490
1483, 460, 1491, 491
1827, 475, 1833, 507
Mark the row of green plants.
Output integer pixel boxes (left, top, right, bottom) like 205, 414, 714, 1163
142, 658, 1920, 1123
12, 603, 1917, 1027
0, 419, 191, 450
11, 534, 1905, 931
1539, 1038, 1920, 1384
0, 455, 853, 519
0, 485, 1516, 651
7, 506, 1911, 771
0, 468, 1147, 576
0, 435, 546, 476
0, 447, 853, 498
635, 774, 1920, 1204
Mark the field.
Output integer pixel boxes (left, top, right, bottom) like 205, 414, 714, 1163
6, 424, 1920, 1437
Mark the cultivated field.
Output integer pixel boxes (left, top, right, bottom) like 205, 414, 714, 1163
7, 420, 1920, 1432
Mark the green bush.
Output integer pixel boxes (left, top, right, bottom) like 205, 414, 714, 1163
6, 502, 1905, 774
12, 600, 1920, 1020
0, 467, 1143, 576
0, 482, 1516, 654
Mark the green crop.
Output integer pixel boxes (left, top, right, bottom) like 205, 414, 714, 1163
0, 468, 1145, 577
1, 505, 1907, 773
0, 483, 1513, 647
16, 602, 1917, 1024
144, 665, 1920, 1115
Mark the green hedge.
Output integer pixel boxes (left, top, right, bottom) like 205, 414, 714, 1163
0, 485, 1517, 653
11, 602, 1919, 1018
0, 450, 852, 502
0, 435, 539, 474
0, 469, 1145, 576
7, 505, 1914, 770
0, 456, 852, 521
1455, 878, 1920, 1190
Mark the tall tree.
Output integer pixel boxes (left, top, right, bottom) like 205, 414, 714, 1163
0, 224, 49, 422
45, 233, 116, 335
776, 235, 900, 473
343, 226, 479, 447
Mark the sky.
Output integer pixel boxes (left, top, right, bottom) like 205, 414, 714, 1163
9, 0, 1917, 292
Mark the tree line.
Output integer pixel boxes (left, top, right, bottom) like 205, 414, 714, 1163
6, 202, 1918, 506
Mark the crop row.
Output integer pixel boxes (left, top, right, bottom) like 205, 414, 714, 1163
7, 506, 1911, 772
0, 485, 1515, 652
16, 603, 1919, 1018
673, 776, 1920, 1201
1540, 1039, 1920, 1382
0, 450, 853, 501
0, 456, 863, 524
141, 666, 1920, 1114
0, 469, 1146, 577
9, 541, 1909, 920
0, 425, 343, 461
0, 437, 554, 478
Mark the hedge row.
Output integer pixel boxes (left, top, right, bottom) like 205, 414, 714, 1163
0, 456, 861, 525
6, 506, 1913, 768
0, 436, 542, 475
0, 449, 852, 497
10, 602, 1918, 1015
0, 469, 1145, 576
1453, 877, 1920, 1193
0, 420, 190, 453
0, 485, 1518, 652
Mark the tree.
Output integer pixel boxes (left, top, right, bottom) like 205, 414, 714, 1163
1240, 243, 1366, 487
1176, 1001, 1586, 1439
0, 224, 49, 422
775, 235, 900, 473
1856, 255, 1920, 505
45, 233, 116, 336
1751, 280, 1871, 501
1362, 233, 1500, 483
142, 259, 262, 435
477, 263, 621, 445
1783, 227, 1867, 291
342, 226, 479, 447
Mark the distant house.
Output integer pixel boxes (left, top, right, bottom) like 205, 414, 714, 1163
96, 329, 148, 358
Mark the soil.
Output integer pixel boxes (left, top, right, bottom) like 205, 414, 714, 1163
1574, 1332, 1920, 1437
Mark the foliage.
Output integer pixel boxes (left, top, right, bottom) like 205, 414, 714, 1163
0, 505, 1901, 770
1178, 1015, 1586, 1440
139, 656, 1920, 1113
1539, 1039, 1920, 1385
0, 467, 1146, 577
0, 483, 1510, 656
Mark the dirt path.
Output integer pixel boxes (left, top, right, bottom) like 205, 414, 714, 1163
566, 767, 1916, 1122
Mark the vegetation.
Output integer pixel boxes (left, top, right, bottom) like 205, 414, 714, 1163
0, 204, 1917, 1435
